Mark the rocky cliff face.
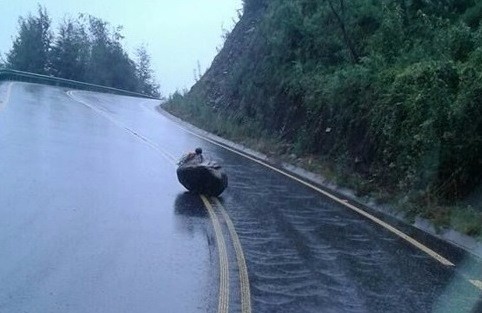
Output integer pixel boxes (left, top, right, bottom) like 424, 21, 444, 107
188, 7, 265, 109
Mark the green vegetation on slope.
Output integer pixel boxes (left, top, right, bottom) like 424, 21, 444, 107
164, 0, 482, 237
5, 6, 160, 97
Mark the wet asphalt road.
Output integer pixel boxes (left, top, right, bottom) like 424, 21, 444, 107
0, 82, 481, 313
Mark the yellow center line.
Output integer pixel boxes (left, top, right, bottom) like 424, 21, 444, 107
164, 111, 456, 267
201, 195, 230, 313
213, 198, 252, 313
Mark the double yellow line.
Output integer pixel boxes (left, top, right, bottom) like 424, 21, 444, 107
201, 196, 252, 313
200, 196, 230, 313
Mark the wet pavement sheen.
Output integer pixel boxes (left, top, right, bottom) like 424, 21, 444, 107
0, 82, 481, 313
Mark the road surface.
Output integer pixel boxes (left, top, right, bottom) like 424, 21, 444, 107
0, 82, 481, 313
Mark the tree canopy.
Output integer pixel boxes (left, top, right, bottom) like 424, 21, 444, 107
5, 6, 160, 97
6, 6, 52, 74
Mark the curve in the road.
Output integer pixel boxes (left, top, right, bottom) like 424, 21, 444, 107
67, 89, 252, 312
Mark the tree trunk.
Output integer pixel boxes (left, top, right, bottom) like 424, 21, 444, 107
328, 0, 359, 63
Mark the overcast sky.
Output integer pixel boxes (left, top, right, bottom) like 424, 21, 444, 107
0, 0, 242, 95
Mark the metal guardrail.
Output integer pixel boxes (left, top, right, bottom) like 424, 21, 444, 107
0, 69, 159, 99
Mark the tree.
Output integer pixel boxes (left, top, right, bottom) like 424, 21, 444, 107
82, 15, 140, 92
135, 45, 160, 97
83, 15, 113, 86
409, 0, 475, 19
50, 17, 89, 80
326, 0, 360, 63
6, 8, 161, 95
242, 0, 269, 14
6, 5, 52, 74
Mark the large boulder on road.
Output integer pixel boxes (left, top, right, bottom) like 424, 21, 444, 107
176, 160, 228, 196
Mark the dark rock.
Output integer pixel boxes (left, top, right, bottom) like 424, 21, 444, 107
176, 161, 228, 196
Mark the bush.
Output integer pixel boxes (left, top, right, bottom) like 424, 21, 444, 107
167, 0, 482, 234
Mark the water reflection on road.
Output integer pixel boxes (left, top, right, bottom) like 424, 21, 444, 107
0, 82, 480, 313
